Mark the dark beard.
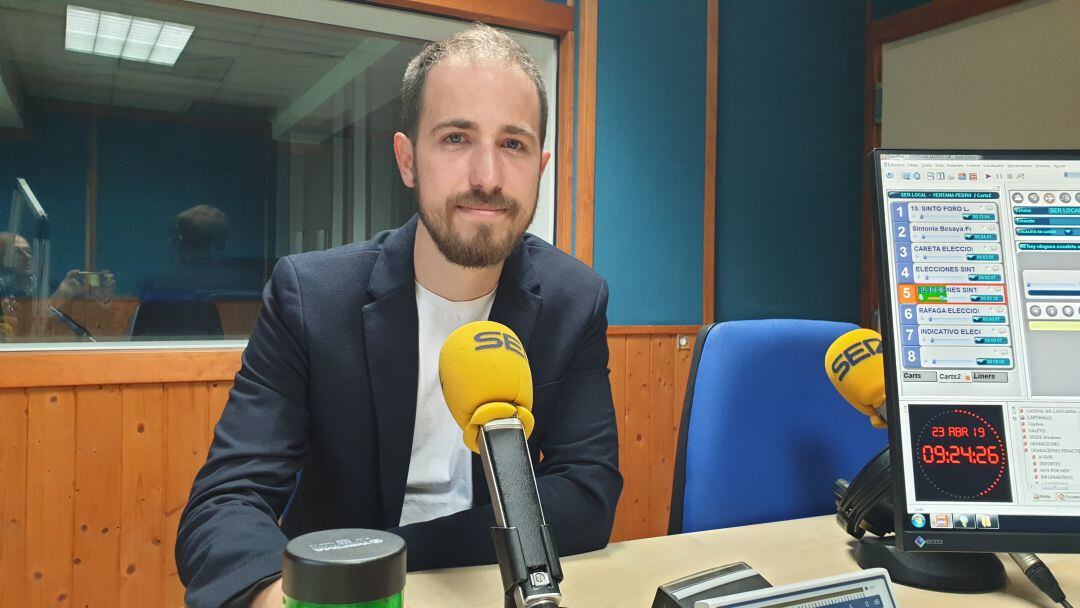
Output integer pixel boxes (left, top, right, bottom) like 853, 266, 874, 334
416, 181, 536, 269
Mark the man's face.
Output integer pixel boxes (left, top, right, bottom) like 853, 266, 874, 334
1, 235, 32, 276
396, 58, 551, 268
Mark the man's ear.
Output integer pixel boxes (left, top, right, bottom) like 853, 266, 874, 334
539, 150, 552, 176
393, 132, 416, 188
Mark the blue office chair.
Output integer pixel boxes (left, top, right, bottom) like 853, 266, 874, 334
669, 319, 886, 534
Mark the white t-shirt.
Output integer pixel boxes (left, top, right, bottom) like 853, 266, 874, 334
397, 282, 496, 527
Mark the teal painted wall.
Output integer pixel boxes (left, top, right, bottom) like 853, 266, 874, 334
0, 106, 270, 297
591, 0, 708, 325
715, 3, 865, 323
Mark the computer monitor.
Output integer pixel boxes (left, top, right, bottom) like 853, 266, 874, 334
873, 150, 1080, 553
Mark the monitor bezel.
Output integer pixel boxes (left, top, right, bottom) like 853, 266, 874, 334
872, 148, 1080, 553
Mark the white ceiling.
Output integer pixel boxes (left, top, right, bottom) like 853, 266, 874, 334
0, 0, 418, 135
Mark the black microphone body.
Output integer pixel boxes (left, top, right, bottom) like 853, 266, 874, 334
479, 418, 563, 608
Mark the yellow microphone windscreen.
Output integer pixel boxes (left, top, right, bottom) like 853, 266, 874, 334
439, 320, 535, 453
825, 328, 887, 428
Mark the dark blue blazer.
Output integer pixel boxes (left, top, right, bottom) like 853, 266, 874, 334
176, 216, 622, 607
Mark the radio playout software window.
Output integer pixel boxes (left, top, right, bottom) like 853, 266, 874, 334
875, 150, 1080, 552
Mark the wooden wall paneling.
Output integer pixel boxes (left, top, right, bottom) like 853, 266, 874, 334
608, 325, 702, 335
573, 0, 598, 266
119, 384, 166, 606
368, 0, 573, 36
216, 301, 262, 337
25, 388, 77, 606
648, 336, 676, 538
674, 334, 695, 450
703, 0, 718, 323
622, 335, 653, 540
870, 0, 1024, 45
164, 383, 207, 606
555, 29, 575, 255
0, 350, 243, 389
73, 385, 123, 607
0, 388, 29, 607
0, 327, 703, 605
207, 380, 232, 440
606, 335, 628, 542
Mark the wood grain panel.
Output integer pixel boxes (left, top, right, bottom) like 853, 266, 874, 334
0, 388, 29, 607
73, 385, 123, 608
26, 388, 77, 607
216, 301, 262, 337
648, 336, 676, 538
622, 335, 652, 539
207, 381, 232, 440
703, 0, 718, 323
164, 383, 206, 606
119, 384, 166, 607
674, 337, 694, 449
0, 349, 242, 389
608, 325, 701, 335
3, 297, 259, 343
555, 29, 575, 255
0, 328, 699, 604
369, 0, 573, 36
608, 329, 698, 543
573, 0, 597, 266
606, 335, 628, 542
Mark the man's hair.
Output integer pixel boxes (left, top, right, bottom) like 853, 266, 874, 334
400, 23, 548, 146
176, 205, 229, 253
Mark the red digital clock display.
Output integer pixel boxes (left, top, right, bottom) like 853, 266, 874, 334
908, 405, 1013, 502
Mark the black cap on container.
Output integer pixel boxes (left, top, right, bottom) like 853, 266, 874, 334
283, 529, 406, 604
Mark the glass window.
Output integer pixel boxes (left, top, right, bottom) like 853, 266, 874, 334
0, 0, 557, 348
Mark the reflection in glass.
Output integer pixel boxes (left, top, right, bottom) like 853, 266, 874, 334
0, 0, 430, 344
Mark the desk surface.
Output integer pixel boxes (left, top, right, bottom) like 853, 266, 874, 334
405, 515, 1079, 607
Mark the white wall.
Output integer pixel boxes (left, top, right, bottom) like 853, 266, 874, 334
882, 0, 1080, 149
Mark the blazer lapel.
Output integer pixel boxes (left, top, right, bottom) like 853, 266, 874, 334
487, 240, 542, 351
473, 240, 543, 505
363, 217, 420, 527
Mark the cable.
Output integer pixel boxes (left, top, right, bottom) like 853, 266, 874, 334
1009, 553, 1070, 608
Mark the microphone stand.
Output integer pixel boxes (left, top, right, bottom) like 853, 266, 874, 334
477, 418, 563, 608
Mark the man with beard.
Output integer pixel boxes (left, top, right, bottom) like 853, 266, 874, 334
176, 24, 621, 608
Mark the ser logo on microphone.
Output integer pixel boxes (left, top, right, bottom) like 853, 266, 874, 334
474, 331, 526, 359
829, 337, 882, 382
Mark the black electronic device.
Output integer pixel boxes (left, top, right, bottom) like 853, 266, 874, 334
873, 150, 1080, 555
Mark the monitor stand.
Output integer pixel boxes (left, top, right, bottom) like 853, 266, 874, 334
855, 535, 1005, 592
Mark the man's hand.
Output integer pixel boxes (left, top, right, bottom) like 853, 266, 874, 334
49, 269, 86, 306
250, 578, 284, 608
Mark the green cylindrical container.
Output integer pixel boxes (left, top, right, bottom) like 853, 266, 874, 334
282, 529, 406, 608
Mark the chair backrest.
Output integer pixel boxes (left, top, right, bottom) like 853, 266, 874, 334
128, 298, 224, 340
669, 319, 886, 534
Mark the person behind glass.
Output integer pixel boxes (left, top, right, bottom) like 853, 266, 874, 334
135, 205, 264, 339
175, 23, 622, 608
177, 204, 229, 265
0, 231, 114, 341
140, 204, 262, 295
0, 232, 34, 297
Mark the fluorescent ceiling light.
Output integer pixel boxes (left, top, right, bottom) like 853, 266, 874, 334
65, 5, 194, 66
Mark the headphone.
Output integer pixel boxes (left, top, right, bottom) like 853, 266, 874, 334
834, 446, 895, 539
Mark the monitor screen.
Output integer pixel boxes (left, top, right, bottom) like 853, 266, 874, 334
874, 150, 1080, 553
